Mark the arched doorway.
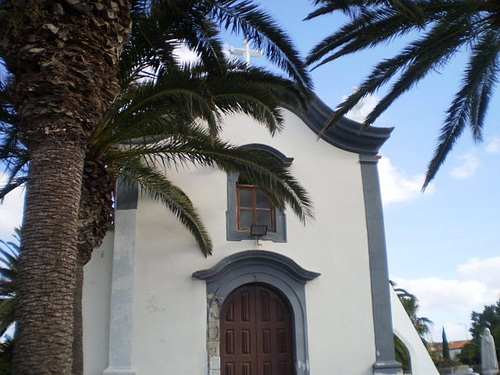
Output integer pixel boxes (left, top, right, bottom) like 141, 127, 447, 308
220, 283, 295, 375
193, 250, 320, 375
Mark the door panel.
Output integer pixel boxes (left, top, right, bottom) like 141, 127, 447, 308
221, 284, 295, 375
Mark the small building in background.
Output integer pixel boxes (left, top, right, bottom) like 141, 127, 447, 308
449, 341, 471, 360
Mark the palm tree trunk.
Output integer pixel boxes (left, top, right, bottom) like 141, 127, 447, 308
13, 143, 85, 375
0, 1, 131, 374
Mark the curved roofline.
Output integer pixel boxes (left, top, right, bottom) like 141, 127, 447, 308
284, 93, 393, 155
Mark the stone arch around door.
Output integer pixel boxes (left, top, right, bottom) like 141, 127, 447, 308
193, 251, 320, 375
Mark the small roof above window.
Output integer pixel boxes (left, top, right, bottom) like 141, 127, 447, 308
241, 144, 294, 166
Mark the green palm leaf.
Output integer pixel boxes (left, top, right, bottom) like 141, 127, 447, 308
307, 0, 500, 185
109, 126, 314, 222
425, 30, 500, 187
306, 0, 424, 21
117, 157, 213, 255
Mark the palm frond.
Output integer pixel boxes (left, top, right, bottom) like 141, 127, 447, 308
94, 60, 307, 154
0, 298, 16, 337
0, 87, 16, 128
152, 0, 227, 72
0, 164, 28, 199
307, 7, 415, 67
110, 129, 314, 222
306, 0, 424, 24
468, 32, 499, 141
217, 63, 306, 108
364, 15, 479, 126
117, 157, 213, 255
208, 0, 312, 91
424, 30, 500, 188
316, 4, 484, 134
91, 76, 218, 151
121, 0, 227, 87
308, 0, 382, 18
0, 141, 28, 200
0, 78, 28, 200
307, 0, 500, 184
305, 3, 342, 20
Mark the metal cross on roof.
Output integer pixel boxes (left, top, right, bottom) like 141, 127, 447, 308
229, 41, 263, 67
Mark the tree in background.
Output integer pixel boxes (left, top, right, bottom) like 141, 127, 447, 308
459, 299, 500, 365
305, 0, 500, 187
443, 327, 451, 359
392, 282, 433, 371
392, 282, 433, 340
432, 326, 461, 368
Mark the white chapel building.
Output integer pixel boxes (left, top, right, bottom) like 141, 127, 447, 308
82, 93, 438, 375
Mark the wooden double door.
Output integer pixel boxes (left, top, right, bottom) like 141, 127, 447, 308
220, 284, 295, 375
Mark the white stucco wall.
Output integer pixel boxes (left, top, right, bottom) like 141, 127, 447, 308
391, 288, 439, 375
83, 109, 379, 374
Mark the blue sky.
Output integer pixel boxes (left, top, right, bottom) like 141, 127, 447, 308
1, 1, 499, 343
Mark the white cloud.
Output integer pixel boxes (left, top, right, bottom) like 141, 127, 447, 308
341, 89, 435, 205
343, 90, 380, 123
174, 43, 249, 67
0, 173, 24, 239
393, 256, 500, 342
458, 257, 500, 289
173, 44, 201, 66
486, 135, 500, 154
394, 277, 493, 314
378, 155, 435, 204
450, 152, 480, 179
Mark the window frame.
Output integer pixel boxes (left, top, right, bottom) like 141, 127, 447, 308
226, 144, 293, 243
236, 182, 276, 232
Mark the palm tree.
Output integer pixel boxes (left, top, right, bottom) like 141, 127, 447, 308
1, 2, 131, 373
391, 282, 433, 370
0, 1, 312, 373
392, 282, 433, 340
79, 64, 311, 254
306, 0, 500, 187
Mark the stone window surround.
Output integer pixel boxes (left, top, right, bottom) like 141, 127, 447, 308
226, 144, 293, 243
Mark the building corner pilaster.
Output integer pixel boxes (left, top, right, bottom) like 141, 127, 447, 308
373, 360, 404, 375
360, 154, 402, 375
102, 179, 139, 375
